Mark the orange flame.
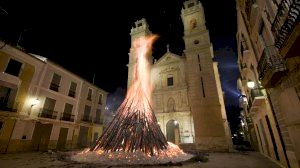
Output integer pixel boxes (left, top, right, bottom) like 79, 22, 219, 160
126, 35, 158, 108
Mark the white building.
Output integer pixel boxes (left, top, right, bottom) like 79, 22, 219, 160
0, 41, 107, 152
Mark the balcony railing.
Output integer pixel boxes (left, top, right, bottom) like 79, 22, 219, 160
272, 0, 300, 49
38, 108, 58, 119
49, 83, 59, 92
250, 88, 264, 103
81, 115, 92, 123
60, 113, 75, 122
257, 47, 286, 88
247, 88, 265, 113
68, 90, 76, 98
0, 101, 19, 112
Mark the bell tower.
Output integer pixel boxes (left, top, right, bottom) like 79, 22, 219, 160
127, 18, 152, 88
181, 0, 232, 151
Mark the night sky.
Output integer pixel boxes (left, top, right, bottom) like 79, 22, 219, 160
0, 0, 239, 105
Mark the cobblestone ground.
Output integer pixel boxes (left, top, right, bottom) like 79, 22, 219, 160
0, 151, 281, 168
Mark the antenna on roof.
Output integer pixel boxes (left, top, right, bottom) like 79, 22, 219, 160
92, 73, 95, 84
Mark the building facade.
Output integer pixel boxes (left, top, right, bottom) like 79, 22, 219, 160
236, 0, 300, 167
127, 0, 232, 151
0, 41, 107, 153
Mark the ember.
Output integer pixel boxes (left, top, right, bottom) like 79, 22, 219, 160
71, 142, 193, 165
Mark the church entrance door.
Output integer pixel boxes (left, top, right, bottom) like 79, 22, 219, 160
166, 120, 180, 144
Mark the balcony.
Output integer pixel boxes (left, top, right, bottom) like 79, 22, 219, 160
272, 0, 300, 56
60, 113, 75, 122
257, 47, 287, 88
247, 88, 265, 114
49, 83, 59, 92
81, 115, 92, 123
0, 101, 19, 112
38, 109, 58, 119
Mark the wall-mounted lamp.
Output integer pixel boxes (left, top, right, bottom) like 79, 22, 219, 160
174, 120, 179, 125
247, 81, 255, 89
31, 98, 40, 107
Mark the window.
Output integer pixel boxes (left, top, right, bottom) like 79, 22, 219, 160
259, 20, 265, 36
5, 59, 22, 77
68, 82, 77, 98
41, 97, 56, 119
197, 55, 202, 71
190, 19, 197, 29
87, 88, 92, 101
201, 77, 205, 97
265, 115, 280, 161
82, 105, 91, 122
98, 94, 102, 104
0, 121, 3, 131
50, 73, 61, 92
167, 77, 174, 86
188, 2, 194, 8
61, 103, 73, 121
64, 103, 73, 114
0, 86, 18, 112
95, 108, 102, 124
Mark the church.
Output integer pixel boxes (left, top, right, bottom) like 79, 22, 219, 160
127, 0, 232, 151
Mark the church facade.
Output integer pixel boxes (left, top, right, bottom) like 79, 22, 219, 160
128, 0, 232, 151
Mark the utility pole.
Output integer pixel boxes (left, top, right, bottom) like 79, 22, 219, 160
17, 29, 28, 47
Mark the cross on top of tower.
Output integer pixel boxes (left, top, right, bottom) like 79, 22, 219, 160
167, 44, 170, 52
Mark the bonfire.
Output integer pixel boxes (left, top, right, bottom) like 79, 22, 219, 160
71, 35, 193, 165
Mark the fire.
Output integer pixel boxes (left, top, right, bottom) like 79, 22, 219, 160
126, 35, 158, 108
71, 142, 193, 165
70, 35, 194, 165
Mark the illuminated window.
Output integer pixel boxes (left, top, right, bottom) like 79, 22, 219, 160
190, 19, 197, 29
